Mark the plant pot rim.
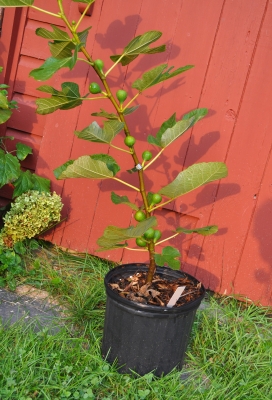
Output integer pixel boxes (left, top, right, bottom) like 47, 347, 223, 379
104, 263, 205, 315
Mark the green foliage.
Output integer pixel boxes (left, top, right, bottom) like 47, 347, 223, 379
111, 191, 138, 211
155, 246, 181, 270
0, 246, 23, 290
36, 82, 83, 114
0, 0, 34, 6
13, 171, 51, 198
0, 256, 270, 399
30, 51, 79, 81
0, 79, 17, 123
0, 68, 51, 198
74, 0, 95, 4
75, 120, 124, 144
0, 67, 59, 290
176, 225, 218, 236
158, 162, 228, 199
147, 108, 208, 148
0, 239, 39, 290
132, 64, 194, 92
0, 150, 21, 186
15, 142, 32, 160
0, 137, 50, 198
123, 105, 140, 116
97, 217, 157, 251
0, 190, 63, 247
110, 31, 166, 66
55, 154, 120, 180
0, 2, 229, 283
91, 109, 119, 120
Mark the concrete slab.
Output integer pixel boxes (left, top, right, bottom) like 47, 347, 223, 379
0, 287, 65, 333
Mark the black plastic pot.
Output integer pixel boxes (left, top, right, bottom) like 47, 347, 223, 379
101, 263, 205, 376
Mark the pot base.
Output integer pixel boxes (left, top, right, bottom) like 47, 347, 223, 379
102, 264, 205, 376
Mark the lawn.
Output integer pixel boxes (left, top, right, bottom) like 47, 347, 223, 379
0, 242, 271, 400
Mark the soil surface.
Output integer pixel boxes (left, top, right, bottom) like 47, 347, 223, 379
109, 271, 204, 307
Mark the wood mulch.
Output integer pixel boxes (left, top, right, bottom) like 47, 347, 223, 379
109, 271, 203, 307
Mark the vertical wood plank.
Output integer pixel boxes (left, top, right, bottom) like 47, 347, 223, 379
88, 0, 183, 261
233, 148, 272, 306
215, 1, 272, 305
57, 0, 144, 255
181, 0, 268, 293
122, 0, 226, 265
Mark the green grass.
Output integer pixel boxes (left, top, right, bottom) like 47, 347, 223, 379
0, 242, 271, 399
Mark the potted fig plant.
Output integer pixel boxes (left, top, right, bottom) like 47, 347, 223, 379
0, 0, 228, 375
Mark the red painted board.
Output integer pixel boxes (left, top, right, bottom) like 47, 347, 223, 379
36, 0, 106, 245
86, 0, 177, 260
14, 55, 56, 97
234, 148, 272, 306
28, 0, 70, 26
0, 8, 17, 75
85, 0, 226, 263
0, 184, 14, 201
181, 0, 268, 291
190, 1, 271, 304
122, 0, 225, 265
0, 196, 12, 208
54, 0, 144, 255
21, 19, 53, 61
0, 7, 27, 85
7, 93, 45, 137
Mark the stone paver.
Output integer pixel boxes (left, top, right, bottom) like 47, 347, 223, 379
0, 287, 65, 333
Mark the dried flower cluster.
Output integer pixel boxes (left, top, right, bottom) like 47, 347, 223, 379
0, 191, 63, 247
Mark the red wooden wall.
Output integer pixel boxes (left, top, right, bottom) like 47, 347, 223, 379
0, 0, 271, 306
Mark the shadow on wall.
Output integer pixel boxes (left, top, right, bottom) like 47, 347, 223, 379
183, 261, 220, 291
190, 182, 241, 211
253, 199, 272, 299
0, 40, 6, 71
95, 16, 183, 91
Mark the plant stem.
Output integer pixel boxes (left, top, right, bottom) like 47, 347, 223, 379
74, 1, 95, 31
143, 148, 164, 170
100, 82, 154, 281
77, 58, 94, 65
113, 178, 140, 192
146, 241, 156, 283
110, 144, 131, 154
56, 3, 156, 283
58, 0, 94, 65
122, 93, 140, 111
30, 5, 61, 18
150, 197, 176, 212
105, 55, 125, 77
125, 247, 148, 252
155, 232, 179, 246
83, 96, 108, 101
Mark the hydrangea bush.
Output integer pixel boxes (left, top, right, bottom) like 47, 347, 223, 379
0, 190, 63, 247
